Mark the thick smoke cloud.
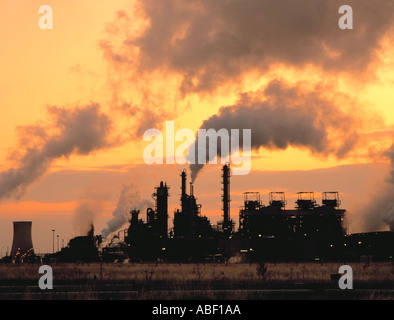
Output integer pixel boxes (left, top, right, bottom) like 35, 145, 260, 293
0, 104, 113, 201
104, 0, 394, 94
189, 80, 360, 181
357, 145, 394, 232
101, 183, 153, 239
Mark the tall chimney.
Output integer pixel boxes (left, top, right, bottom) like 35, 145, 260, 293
87, 224, 94, 238
130, 209, 140, 225
222, 164, 231, 234
10, 221, 34, 257
181, 170, 187, 214
190, 182, 194, 197
155, 181, 169, 238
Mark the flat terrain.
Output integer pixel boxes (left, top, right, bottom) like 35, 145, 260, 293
0, 262, 393, 300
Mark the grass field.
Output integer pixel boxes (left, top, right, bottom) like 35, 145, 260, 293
0, 262, 394, 299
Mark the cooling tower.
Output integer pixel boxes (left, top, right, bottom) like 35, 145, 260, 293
10, 221, 34, 257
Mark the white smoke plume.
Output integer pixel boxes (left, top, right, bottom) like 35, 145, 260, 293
189, 80, 360, 182
72, 199, 102, 236
0, 104, 113, 201
356, 144, 394, 232
101, 183, 153, 239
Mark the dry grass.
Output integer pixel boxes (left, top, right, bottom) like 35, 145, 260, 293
1, 261, 394, 285
1, 262, 394, 299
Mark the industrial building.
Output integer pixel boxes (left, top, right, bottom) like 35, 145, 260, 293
4, 164, 394, 263
99, 164, 352, 262
238, 191, 347, 261
53, 225, 101, 263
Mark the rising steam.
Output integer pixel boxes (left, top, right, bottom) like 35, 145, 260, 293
356, 144, 394, 232
101, 183, 153, 239
0, 104, 113, 201
72, 199, 102, 236
189, 80, 360, 182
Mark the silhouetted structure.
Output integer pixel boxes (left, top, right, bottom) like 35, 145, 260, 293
12, 165, 394, 264
100, 166, 354, 262
51, 164, 394, 263
218, 164, 234, 236
119, 182, 170, 261
52, 224, 100, 263
238, 191, 346, 261
173, 171, 213, 239
155, 181, 169, 239
11, 221, 35, 262
345, 231, 394, 262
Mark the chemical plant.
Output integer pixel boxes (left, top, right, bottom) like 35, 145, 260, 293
3, 164, 394, 263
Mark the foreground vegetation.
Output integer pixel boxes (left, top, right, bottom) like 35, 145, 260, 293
0, 262, 393, 299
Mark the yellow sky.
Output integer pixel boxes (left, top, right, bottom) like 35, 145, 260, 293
1, 1, 394, 250
1, 1, 393, 172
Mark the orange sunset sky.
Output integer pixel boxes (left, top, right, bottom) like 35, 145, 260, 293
1, 0, 394, 254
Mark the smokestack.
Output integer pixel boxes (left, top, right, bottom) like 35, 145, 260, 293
222, 164, 231, 233
130, 209, 140, 225
181, 170, 187, 214
155, 181, 169, 238
10, 221, 34, 257
87, 224, 94, 238
190, 182, 194, 197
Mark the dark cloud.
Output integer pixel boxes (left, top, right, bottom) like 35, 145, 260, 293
103, 0, 394, 94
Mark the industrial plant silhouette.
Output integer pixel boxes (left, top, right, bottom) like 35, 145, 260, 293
4, 164, 394, 264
